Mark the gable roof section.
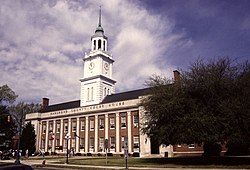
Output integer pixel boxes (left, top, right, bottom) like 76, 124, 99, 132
41, 87, 151, 113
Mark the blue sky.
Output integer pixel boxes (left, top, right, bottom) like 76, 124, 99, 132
0, 0, 249, 104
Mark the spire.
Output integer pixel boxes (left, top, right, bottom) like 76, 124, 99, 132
95, 6, 104, 34
98, 6, 102, 27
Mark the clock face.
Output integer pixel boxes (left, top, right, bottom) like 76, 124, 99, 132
104, 63, 109, 71
89, 62, 95, 70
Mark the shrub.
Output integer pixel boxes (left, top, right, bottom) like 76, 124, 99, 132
87, 153, 92, 156
132, 152, 140, 157
44, 152, 50, 156
107, 153, 113, 156
75, 153, 82, 156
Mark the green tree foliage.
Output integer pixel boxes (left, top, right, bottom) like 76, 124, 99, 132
20, 122, 36, 155
0, 106, 16, 151
0, 85, 17, 151
0, 85, 18, 105
141, 58, 250, 155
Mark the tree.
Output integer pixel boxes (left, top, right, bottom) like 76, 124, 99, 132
20, 122, 36, 156
0, 85, 18, 152
0, 105, 16, 151
141, 58, 250, 156
0, 85, 18, 105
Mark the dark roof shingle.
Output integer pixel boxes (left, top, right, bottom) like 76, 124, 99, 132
41, 88, 151, 113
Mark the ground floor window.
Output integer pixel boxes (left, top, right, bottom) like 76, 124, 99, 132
89, 137, 94, 152
80, 138, 85, 150
133, 136, 139, 152
99, 137, 104, 152
110, 137, 115, 152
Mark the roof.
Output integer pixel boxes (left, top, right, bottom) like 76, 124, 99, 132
41, 100, 80, 113
41, 87, 151, 113
101, 88, 151, 104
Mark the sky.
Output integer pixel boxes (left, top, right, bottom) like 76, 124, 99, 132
0, 0, 249, 105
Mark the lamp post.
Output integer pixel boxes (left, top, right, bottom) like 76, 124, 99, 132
65, 133, 70, 164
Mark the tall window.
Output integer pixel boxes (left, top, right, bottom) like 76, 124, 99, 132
63, 139, 67, 148
98, 39, 101, 49
133, 136, 139, 152
89, 138, 94, 150
104, 87, 106, 96
99, 137, 104, 152
41, 139, 45, 149
99, 118, 104, 129
80, 138, 85, 149
107, 89, 110, 95
56, 139, 60, 146
72, 138, 76, 148
42, 124, 46, 134
64, 122, 68, 133
56, 122, 60, 133
93, 40, 96, 50
103, 41, 106, 51
72, 121, 76, 132
110, 137, 115, 150
81, 120, 85, 131
121, 116, 126, 128
110, 117, 115, 129
49, 122, 53, 133
90, 119, 94, 131
133, 114, 139, 127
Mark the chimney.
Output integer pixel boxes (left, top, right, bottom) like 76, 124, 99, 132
42, 98, 49, 108
173, 70, 181, 83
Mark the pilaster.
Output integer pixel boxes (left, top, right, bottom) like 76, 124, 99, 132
76, 117, 80, 153
127, 111, 132, 153
94, 115, 98, 152
116, 112, 120, 152
45, 120, 49, 152
85, 116, 89, 152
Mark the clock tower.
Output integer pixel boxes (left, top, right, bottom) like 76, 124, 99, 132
80, 8, 116, 106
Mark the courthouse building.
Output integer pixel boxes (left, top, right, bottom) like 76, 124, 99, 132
25, 11, 203, 157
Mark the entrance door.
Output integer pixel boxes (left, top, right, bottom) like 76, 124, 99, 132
150, 137, 159, 154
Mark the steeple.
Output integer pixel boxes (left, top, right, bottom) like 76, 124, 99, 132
95, 6, 104, 34
98, 6, 102, 27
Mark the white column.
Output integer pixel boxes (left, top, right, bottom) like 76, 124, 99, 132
94, 115, 98, 152
45, 120, 49, 152
60, 119, 63, 152
105, 114, 108, 140
76, 117, 80, 153
85, 116, 89, 153
116, 113, 120, 153
38, 121, 42, 151
52, 120, 56, 152
68, 118, 71, 149
127, 111, 132, 153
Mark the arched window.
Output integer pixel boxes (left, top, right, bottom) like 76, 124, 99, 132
103, 41, 106, 51
98, 39, 101, 50
93, 40, 96, 50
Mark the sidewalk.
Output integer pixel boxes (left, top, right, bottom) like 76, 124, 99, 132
0, 159, 248, 170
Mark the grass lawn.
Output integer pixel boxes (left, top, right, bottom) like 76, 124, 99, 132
54, 157, 250, 169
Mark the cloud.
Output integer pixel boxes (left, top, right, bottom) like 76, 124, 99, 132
0, 0, 189, 104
